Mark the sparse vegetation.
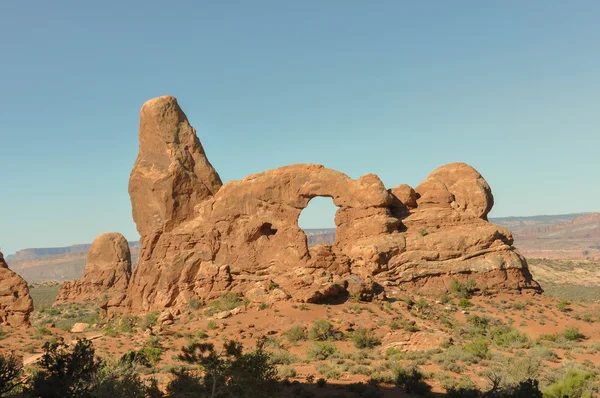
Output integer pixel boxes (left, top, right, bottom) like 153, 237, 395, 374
349, 327, 381, 349
450, 278, 477, 299
0, 353, 23, 396
308, 320, 339, 341
170, 337, 280, 398
306, 342, 337, 360
283, 325, 307, 344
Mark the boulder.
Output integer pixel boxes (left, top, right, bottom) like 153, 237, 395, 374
157, 310, 174, 326
70, 322, 90, 333
0, 251, 33, 327
55, 233, 132, 304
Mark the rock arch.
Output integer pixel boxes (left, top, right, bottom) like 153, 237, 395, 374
114, 96, 541, 314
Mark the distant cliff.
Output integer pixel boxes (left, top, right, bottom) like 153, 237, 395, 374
7, 242, 139, 261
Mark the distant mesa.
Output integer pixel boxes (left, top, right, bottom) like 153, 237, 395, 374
0, 251, 33, 327
96, 95, 541, 315
55, 233, 132, 305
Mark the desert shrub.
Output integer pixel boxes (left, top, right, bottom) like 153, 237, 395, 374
451, 278, 477, 299
347, 381, 384, 397
446, 386, 481, 397
462, 337, 489, 360
165, 368, 204, 397
172, 337, 280, 398
35, 325, 52, 337
445, 378, 542, 398
136, 347, 162, 367
543, 369, 596, 398
0, 352, 23, 396
278, 365, 297, 378
283, 325, 306, 344
349, 327, 381, 349
432, 346, 474, 373
119, 314, 139, 333
401, 319, 420, 333
308, 320, 338, 341
556, 299, 570, 312
467, 314, 492, 330
395, 366, 431, 395
386, 347, 402, 357
562, 326, 581, 341
389, 319, 401, 330
501, 379, 543, 398
306, 342, 337, 360
140, 311, 159, 330
266, 348, 297, 366
207, 321, 217, 330
189, 298, 201, 311
315, 363, 341, 380
28, 338, 102, 398
483, 354, 542, 392
538, 333, 559, 342
527, 345, 559, 362
489, 325, 530, 349
458, 298, 473, 308
92, 358, 161, 398
206, 293, 241, 315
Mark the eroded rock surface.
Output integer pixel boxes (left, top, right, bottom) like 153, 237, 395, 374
129, 96, 222, 241
55, 233, 131, 304
114, 96, 540, 314
0, 251, 33, 327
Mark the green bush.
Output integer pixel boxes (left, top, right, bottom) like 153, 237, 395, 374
462, 337, 489, 360
395, 366, 432, 395
278, 365, 297, 378
458, 298, 473, 308
556, 300, 570, 312
489, 325, 531, 349
349, 327, 381, 349
450, 278, 477, 299
206, 292, 242, 315
283, 325, 306, 344
306, 342, 337, 360
308, 320, 336, 341
140, 312, 159, 330
189, 298, 201, 311
543, 369, 596, 398
172, 337, 280, 398
562, 326, 581, 342
0, 353, 23, 396
28, 338, 102, 397
315, 363, 341, 380
93, 358, 161, 398
136, 347, 162, 367
119, 314, 139, 333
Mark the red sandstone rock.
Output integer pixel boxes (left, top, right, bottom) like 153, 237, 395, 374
129, 95, 222, 240
112, 97, 540, 314
55, 233, 132, 304
0, 251, 33, 327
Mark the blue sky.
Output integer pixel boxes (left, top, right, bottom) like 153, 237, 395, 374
1, 1, 598, 255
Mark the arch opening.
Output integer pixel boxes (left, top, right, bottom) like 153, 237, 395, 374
298, 196, 338, 247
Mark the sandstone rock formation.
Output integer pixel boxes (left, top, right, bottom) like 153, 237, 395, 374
129, 96, 222, 241
112, 96, 540, 314
55, 233, 132, 304
0, 251, 33, 327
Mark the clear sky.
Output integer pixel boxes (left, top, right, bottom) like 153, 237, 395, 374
1, 1, 599, 255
